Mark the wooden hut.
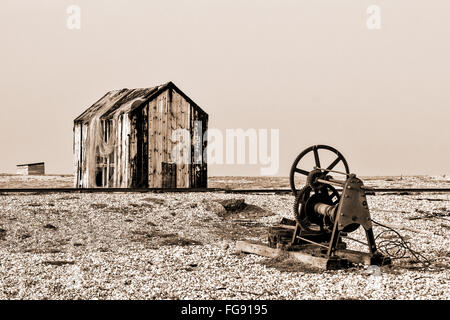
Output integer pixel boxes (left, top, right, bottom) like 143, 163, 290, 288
16, 162, 45, 175
73, 82, 208, 188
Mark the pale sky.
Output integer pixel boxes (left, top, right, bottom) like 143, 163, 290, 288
0, 0, 449, 176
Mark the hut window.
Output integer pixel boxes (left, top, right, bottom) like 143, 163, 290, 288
95, 169, 103, 187
95, 119, 116, 187
102, 120, 112, 142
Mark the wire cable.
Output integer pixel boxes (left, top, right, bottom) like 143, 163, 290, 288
370, 218, 431, 268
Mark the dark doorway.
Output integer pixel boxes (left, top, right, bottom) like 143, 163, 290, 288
162, 162, 177, 188
129, 106, 149, 188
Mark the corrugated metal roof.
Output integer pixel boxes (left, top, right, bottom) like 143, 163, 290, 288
74, 88, 132, 122
74, 83, 170, 122
100, 86, 160, 119
74, 82, 207, 123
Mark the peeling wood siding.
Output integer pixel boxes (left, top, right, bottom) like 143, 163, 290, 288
146, 88, 207, 188
73, 121, 88, 187
172, 89, 190, 187
129, 105, 149, 188
148, 90, 170, 187
128, 117, 138, 186
75, 83, 208, 189
147, 89, 195, 188
178, 93, 190, 188
190, 106, 208, 188
148, 99, 157, 188
118, 114, 128, 187
184, 96, 191, 187
122, 115, 131, 187
73, 123, 81, 187
203, 114, 208, 187
173, 90, 182, 187
81, 123, 89, 187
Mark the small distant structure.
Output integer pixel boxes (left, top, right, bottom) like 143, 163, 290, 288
16, 162, 45, 175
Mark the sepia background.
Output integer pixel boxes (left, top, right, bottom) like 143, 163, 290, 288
0, 0, 449, 177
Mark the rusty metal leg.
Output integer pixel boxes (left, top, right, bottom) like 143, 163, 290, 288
365, 228, 378, 254
291, 223, 301, 246
327, 225, 341, 256
365, 227, 392, 265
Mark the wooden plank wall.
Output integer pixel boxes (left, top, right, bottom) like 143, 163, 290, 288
80, 114, 131, 188
16, 164, 45, 176
114, 116, 120, 187
16, 166, 28, 175
148, 98, 157, 188
28, 164, 45, 175
140, 105, 149, 187
81, 123, 89, 187
117, 114, 130, 187
190, 107, 208, 188
202, 114, 208, 187
128, 115, 138, 186
73, 123, 81, 187
127, 106, 149, 188
75, 86, 207, 189
148, 89, 191, 188
117, 114, 127, 187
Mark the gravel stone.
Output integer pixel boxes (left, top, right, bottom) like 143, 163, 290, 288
0, 176, 449, 299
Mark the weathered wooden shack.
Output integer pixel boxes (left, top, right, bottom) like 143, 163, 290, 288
73, 82, 208, 188
16, 162, 45, 175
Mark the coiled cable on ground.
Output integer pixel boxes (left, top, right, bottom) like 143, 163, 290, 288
370, 218, 431, 268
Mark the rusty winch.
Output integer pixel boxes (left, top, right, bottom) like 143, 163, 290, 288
238, 145, 393, 270
272, 145, 390, 267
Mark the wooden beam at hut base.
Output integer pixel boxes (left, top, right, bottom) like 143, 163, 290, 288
236, 241, 349, 270
236, 241, 390, 270
335, 249, 391, 266
334, 249, 372, 265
